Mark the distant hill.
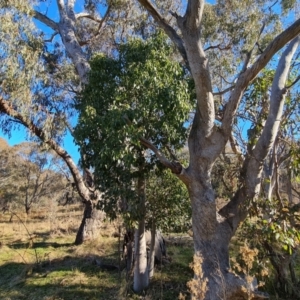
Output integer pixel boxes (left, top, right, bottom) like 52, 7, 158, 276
0, 138, 9, 150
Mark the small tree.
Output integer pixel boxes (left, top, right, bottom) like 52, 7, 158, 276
74, 32, 192, 292
0, 142, 67, 214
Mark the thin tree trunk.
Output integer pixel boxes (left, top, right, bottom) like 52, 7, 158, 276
133, 218, 149, 292
25, 205, 31, 215
123, 229, 134, 278
133, 171, 149, 293
74, 200, 103, 245
286, 168, 293, 204
264, 242, 293, 296
148, 220, 156, 278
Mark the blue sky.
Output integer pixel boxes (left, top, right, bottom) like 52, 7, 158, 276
0, 127, 81, 163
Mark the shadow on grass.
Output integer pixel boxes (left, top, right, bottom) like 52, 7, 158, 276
0, 255, 121, 300
9, 241, 74, 250
0, 278, 118, 300
0, 239, 193, 300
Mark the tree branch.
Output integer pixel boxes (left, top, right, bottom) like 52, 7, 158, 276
220, 36, 300, 229
44, 32, 59, 43
0, 96, 92, 202
178, 0, 204, 35
252, 36, 300, 162
204, 42, 232, 52
78, 6, 111, 46
222, 18, 300, 137
213, 86, 235, 96
286, 74, 300, 89
139, 137, 190, 183
229, 133, 244, 163
75, 13, 102, 22
137, 0, 188, 64
33, 10, 59, 31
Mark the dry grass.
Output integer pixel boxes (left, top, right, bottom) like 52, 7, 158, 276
0, 204, 193, 300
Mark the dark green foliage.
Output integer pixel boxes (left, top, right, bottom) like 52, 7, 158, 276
146, 168, 191, 232
74, 32, 193, 220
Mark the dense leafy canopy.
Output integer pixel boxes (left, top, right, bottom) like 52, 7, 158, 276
146, 166, 191, 232
74, 32, 193, 218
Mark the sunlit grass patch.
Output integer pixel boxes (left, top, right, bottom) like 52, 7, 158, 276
0, 206, 196, 300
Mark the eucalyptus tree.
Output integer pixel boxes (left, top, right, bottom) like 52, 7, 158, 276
0, 0, 100, 243
74, 32, 192, 292
0, 0, 183, 245
132, 0, 300, 298
235, 70, 300, 296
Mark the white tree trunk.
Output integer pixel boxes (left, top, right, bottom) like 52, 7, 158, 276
34, 1, 90, 84
133, 218, 149, 292
133, 168, 149, 292
57, 1, 90, 84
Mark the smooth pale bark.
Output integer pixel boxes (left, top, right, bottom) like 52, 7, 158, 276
56, 0, 90, 84
34, 0, 90, 84
134, 219, 149, 292
263, 153, 276, 201
133, 174, 149, 293
137, 0, 300, 297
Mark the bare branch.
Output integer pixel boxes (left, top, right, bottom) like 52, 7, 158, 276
75, 13, 102, 22
204, 42, 232, 52
240, 22, 266, 74
165, 144, 178, 161
57, 0, 65, 13
44, 32, 59, 43
33, 10, 59, 31
286, 74, 300, 89
122, 114, 189, 181
178, 0, 205, 34
78, 6, 111, 46
213, 86, 235, 96
229, 133, 244, 163
252, 36, 300, 162
273, 145, 284, 208
139, 137, 183, 175
220, 36, 300, 228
